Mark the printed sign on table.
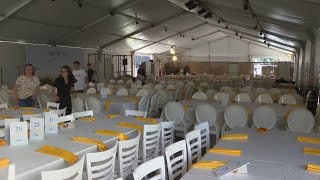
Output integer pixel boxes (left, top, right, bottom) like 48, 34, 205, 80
30, 118, 44, 140
10, 122, 28, 146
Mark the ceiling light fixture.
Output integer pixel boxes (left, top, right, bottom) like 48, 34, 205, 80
260, 31, 263, 35
78, 0, 83, 8
235, 32, 238, 36
254, 25, 258, 30
240, 36, 243, 39
198, 8, 206, 15
218, 20, 221, 23
185, 0, 198, 10
163, 27, 168, 32
172, 55, 178, 61
204, 12, 212, 19
243, 2, 249, 10
191, 37, 195, 41
264, 40, 267, 44
268, 43, 270, 47
136, 20, 139, 25
225, 25, 228, 29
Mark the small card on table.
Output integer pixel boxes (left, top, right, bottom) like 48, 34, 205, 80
10, 122, 28, 146
45, 113, 58, 134
4, 119, 20, 141
212, 160, 250, 177
30, 118, 44, 140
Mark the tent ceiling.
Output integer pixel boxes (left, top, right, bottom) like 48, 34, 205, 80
0, 0, 318, 54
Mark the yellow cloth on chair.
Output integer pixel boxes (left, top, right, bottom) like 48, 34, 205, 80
303, 147, 320, 156
79, 117, 96, 122
221, 134, 248, 141
297, 136, 320, 144
36, 145, 78, 164
0, 140, 7, 147
209, 148, 242, 156
0, 158, 9, 169
95, 129, 129, 141
105, 100, 111, 111
307, 163, 320, 173
117, 121, 143, 132
104, 114, 120, 119
71, 136, 107, 151
136, 117, 158, 124
192, 160, 226, 169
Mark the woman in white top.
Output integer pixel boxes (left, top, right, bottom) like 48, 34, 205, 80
13, 64, 40, 107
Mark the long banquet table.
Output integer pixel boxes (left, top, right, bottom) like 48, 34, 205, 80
0, 115, 155, 180
181, 128, 320, 180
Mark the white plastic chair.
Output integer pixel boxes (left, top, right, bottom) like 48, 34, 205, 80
214, 92, 229, 105
41, 156, 85, 180
38, 93, 50, 109
117, 80, 124, 84
278, 94, 297, 105
186, 81, 194, 86
136, 89, 149, 97
22, 113, 44, 122
253, 106, 277, 129
47, 102, 60, 110
220, 86, 231, 92
234, 93, 251, 103
165, 85, 176, 90
86, 142, 118, 180
72, 97, 84, 112
73, 110, 93, 120
184, 86, 193, 99
124, 110, 146, 117
133, 156, 166, 180
199, 82, 208, 87
57, 114, 74, 123
109, 79, 116, 83
115, 133, 140, 179
148, 93, 160, 117
97, 82, 105, 89
88, 82, 95, 87
164, 102, 186, 136
185, 129, 202, 169
287, 108, 315, 133
205, 89, 217, 100
194, 122, 210, 153
255, 87, 266, 95
126, 79, 133, 84
160, 121, 175, 155
0, 103, 8, 109
138, 96, 150, 113
85, 97, 101, 114
86, 87, 97, 95
175, 87, 183, 101
116, 88, 129, 96
139, 124, 161, 163
176, 81, 184, 86
165, 140, 188, 180
154, 84, 163, 92
195, 103, 219, 142
49, 107, 67, 117
8, 163, 15, 180
129, 88, 139, 96
222, 105, 248, 135
192, 92, 207, 100
255, 94, 273, 104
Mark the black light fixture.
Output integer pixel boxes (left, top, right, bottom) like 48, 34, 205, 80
191, 37, 195, 41
218, 20, 221, 23
264, 36, 266, 40
268, 43, 270, 47
260, 31, 263, 35
243, 2, 249, 10
225, 25, 228, 29
235, 32, 238, 36
204, 12, 212, 19
185, 0, 198, 10
136, 20, 139, 25
264, 40, 267, 44
163, 27, 168, 32
78, 0, 83, 8
254, 25, 258, 30
198, 8, 206, 15
182, 34, 185, 37
240, 36, 243, 39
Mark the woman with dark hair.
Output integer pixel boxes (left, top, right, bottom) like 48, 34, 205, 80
51, 66, 77, 115
13, 64, 40, 107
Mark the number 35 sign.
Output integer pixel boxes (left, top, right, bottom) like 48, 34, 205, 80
10, 122, 28, 146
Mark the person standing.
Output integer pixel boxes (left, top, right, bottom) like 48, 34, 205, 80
52, 66, 77, 115
137, 65, 146, 84
73, 61, 87, 93
13, 64, 40, 107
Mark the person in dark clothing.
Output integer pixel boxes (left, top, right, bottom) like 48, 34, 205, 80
52, 66, 77, 115
137, 65, 146, 84
87, 63, 94, 82
183, 65, 190, 75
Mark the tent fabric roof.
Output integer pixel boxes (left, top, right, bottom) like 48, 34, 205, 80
0, 0, 319, 54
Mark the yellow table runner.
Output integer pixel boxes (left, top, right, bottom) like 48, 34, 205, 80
117, 121, 143, 132
0, 115, 14, 120
23, 111, 35, 115
192, 160, 226, 169
0, 158, 9, 169
307, 163, 320, 173
105, 100, 111, 111
0, 140, 7, 147
71, 136, 107, 151
36, 145, 78, 164
221, 134, 248, 141
209, 148, 242, 156
257, 128, 268, 133
104, 114, 120, 119
95, 129, 129, 141
79, 117, 96, 122
297, 136, 320, 144
303, 147, 320, 156
136, 117, 158, 124
20, 107, 34, 110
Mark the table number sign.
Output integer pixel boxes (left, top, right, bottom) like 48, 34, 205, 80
212, 160, 250, 177
45, 113, 58, 134
100, 88, 108, 98
30, 118, 44, 140
4, 119, 20, 141
9, 122, 28, 146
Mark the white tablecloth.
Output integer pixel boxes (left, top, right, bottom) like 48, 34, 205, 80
182, 128, 320, 180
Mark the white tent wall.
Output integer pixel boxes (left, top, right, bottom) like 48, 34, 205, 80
314, 29, 320, 88
303, 41, 312, 89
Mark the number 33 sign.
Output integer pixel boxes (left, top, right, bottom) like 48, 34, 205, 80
30, 118, 44, 140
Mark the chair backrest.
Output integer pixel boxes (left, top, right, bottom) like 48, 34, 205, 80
126, 79, 133, 84
220, 86, 231, 92
214, 92, 229, 104
234, 93, 251, 103
269, 88, 281, 95
22, 113, 44, 122
47, 102, 60, 110
165, 140, 188, 180
186, 81, 194, 86
185, 129, 202, 169
195, 103, 217, 127
194, 122, 210, 153
117, 132, 140, 179
278, 94, 296, 105
165, 85, 176, 90
224, 105, 248, 128
72, 97, 84, 112
86, 142, 118, 180
175, 87, 183, 101
8, 163, 15, 180
160, 121, 175, 155
305, 90, 312, 107
133, 156, 166, 180
38, 93, 50, 109
0, 103, 8, 109
41, 156, 85, 180
117, 79, 124, 84
154, 84, 163, 91
129, 88, 139, 96
255, 87, 266, 95
149, 93, 160, 112
73, 110, 94, 120
164, 102, 185, 123
253, 106, 277, 129
192, 92, 207, 100
124, 110, 146, 117
205, 89, 217, 100
116, 88, 129, 96
86, 88, 97, 95
184, 86, 193, 99
49, 107, 67, 117
287, 108, 315, 133
255, 94, 273, 104
57, 114, 74, 123
97, 83, 105, 88
199, 82, 208, 87
141, 124, 161, 163
136, 89, 149, 97
109, 79, 116, 83
176, 81, 184, 86
85, 97, 101, 114
138, 96, 150, 113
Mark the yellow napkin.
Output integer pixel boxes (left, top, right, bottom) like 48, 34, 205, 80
136, 117, 158, 124
79, 117, 96, 122
0, 158, 9, 169
23, 111, 35, 115
297, 136, 320, 144
303, 147, 320, 156
43, 108, 50, 112
221, 134, 248, 141
20, 107, 34, 110
36, 145, 78, 164
117, 121, 143, 132
0, 140, 7, 147
288, 104, 304, 107
307, 163, 320, 173
104, 114, 120, 119
95, 129, 129, 141
192, 160, 226, 169
0, 115, 14, 120
105, 100, 111, 111
257, 128, 268, 133
209, 148, 242, 156
71, 137, 107, 151
8, 107, 19, 110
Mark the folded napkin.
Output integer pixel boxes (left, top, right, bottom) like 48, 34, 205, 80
95, 129, 129, 141
43, 108, 50, 112
257, 128, 268, 133
221, 134, 248, 141
20, 107, 34, 110
117, 121, 143, 132
0, 115, 14, 120
0, 140, 6, 147
8, 107, 19, 110
288, 104, 304, 107
79, 117, 96, 122
136, 117, 158, 124
105, 100, 111, 111
104, 114, 120, 119
0, 158, 9, 169
307, 163, 320, 173
192, 160, 226, 169
36, 145, 78, 164
209, 148, 242, 156
23, 111, 35, 115
303, 147, 320, 156
71, 136, 107, 151
297, 136, 320, 144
